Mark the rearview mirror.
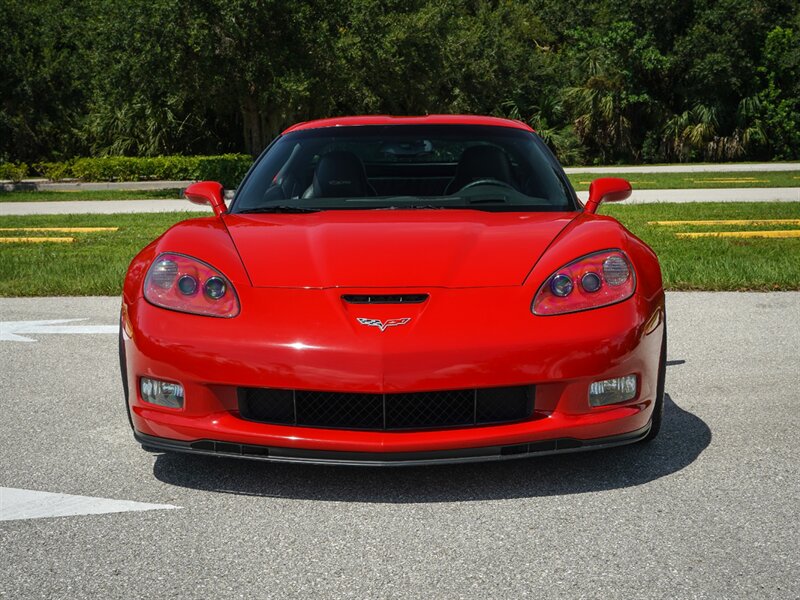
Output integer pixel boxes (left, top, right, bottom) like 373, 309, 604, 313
184, 181, 227, 217
584, 177, 632, 214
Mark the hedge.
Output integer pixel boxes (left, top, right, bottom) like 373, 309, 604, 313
0, 162, 29, 182
27, 154, 253, 188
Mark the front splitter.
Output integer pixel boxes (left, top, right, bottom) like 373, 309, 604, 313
134, 421, 651, 467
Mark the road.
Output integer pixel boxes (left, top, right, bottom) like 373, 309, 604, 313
1, 293, 798, 599
1, 187, 799, 215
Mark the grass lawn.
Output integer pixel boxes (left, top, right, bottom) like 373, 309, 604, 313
568, 170, 800, 191
601, 202, 800, 290
0, 189, 182, 202
0, 212, 190, 296
0, 203, 799, 296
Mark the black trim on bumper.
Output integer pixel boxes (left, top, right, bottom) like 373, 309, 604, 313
134, 422, 651, 467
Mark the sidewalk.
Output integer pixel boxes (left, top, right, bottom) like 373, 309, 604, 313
1, 180, 192, 193
563, 163, 800, 174
1, 188, 797, 215
0, 199, 206, 215
2, 162, 799, 193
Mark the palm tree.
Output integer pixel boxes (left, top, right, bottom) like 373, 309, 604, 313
563, 72, 632, 163
661, 98, 765, 161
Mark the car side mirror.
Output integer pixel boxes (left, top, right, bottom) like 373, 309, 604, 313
584, 177, 632, 214
184, 181, 227, 217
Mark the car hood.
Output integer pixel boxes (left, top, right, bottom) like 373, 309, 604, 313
223, 210, 576, 288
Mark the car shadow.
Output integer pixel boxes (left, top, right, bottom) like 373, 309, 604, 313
152, 393, 709, 503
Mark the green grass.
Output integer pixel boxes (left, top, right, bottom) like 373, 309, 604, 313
0, 212, 190, 296
601, 202, 800, 291
0, 203, 799, 296
0, 189, 182, 202
568, 171, 800, 191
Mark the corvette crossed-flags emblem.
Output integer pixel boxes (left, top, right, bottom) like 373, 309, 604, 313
356, 317, 411, 332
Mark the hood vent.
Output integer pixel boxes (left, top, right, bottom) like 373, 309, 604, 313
342, 294, 428, 304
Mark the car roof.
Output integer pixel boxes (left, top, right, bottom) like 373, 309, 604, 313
282, 115, 534, 134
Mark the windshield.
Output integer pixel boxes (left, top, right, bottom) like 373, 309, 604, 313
232, 125, 577, 213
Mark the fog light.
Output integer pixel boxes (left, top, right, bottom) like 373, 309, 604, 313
140, 377, 184, 408
589, 375, 637, 406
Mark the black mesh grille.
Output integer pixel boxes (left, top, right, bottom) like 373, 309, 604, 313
296, 391, 384, 429
238, 385, 534, 431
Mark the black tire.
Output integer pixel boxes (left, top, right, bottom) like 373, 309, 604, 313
119, 320, 135, 432
642, 315, 667, 442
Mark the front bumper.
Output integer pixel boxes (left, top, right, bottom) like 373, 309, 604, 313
135, 421, 652, 466
122, 286, 664, 461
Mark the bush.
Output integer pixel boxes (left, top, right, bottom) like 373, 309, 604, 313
30, 154, 253, 188
0, 162, 29, 182
34, 160, 75, 181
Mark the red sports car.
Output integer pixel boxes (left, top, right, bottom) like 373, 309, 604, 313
120, 115, 666, 466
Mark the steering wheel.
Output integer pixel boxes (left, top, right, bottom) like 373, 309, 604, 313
457, 178, 516, 193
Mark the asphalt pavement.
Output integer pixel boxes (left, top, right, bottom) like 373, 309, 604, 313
1, 293, 798, 599
1, 187, 799, 215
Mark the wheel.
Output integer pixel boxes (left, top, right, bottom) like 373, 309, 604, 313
119, 320, 135, 432
642, 314, 667, 442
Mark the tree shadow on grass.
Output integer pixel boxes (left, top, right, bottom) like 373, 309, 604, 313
152, 394, 709, 503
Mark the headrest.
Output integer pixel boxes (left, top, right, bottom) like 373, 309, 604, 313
446, 145, 514, 194
312, 151, 371, 198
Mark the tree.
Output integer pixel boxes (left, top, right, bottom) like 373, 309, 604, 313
756, 25, 800, 159
2, 0, 799, 163
0, 0, 91, 162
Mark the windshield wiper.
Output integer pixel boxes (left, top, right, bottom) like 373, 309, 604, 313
468, 197, 508, 204
238, 205, 321, 214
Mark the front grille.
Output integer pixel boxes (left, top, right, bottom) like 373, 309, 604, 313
238, 385, 534, 431
342, 294, 428, 304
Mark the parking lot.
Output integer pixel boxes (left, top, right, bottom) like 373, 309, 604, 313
1, 292, 798, 599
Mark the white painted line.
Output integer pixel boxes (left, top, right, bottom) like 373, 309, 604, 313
0, 487, 178, 522
0, 318, 117, 342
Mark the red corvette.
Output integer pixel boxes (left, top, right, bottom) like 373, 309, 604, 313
120, 115, 666, 466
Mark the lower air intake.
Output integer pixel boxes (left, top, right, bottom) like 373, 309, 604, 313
238, 385, 534, 431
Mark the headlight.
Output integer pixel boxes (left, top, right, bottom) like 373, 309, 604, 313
144, 252, 240, 318
532, 249, 635, 316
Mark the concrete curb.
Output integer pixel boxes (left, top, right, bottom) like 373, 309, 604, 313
1, 180, 193, 192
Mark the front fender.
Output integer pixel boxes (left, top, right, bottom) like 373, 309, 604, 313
122, 216, 251, 307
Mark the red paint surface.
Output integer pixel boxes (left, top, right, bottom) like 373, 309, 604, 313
282, 114, 533, 134
223, 211, 573, 288
584, 177, 633, 214
184, 181, 226, 217
122, 215, 664, 454
121, 120, 664, 456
